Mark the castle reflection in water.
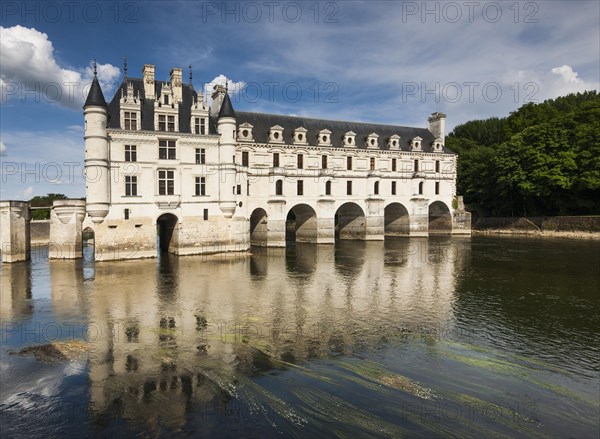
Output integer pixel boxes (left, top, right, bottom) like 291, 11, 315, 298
3, 239, 468, 433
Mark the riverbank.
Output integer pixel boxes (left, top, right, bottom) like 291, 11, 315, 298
472, 216, 600, 239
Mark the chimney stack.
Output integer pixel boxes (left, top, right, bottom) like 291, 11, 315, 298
210, 84, 227, 116
428, 112, 446, 144
170, 67, 183, 102
142, 64, 155, 100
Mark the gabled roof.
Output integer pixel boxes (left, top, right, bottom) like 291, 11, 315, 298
84, 75, 108, 108
233, 112, 453, 153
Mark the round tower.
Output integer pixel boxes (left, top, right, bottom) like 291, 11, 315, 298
83, 62, 110, 223
217, 90, 237, 218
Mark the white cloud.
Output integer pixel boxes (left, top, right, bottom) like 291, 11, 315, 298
0, 141, 6, 155
66, 125, 84, 134
0, 129, 85, 200
203, 74, 246, 106
18, 186, 34, 198
0, 25, 120, 109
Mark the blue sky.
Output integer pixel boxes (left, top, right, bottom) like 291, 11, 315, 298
1, 0, 598, 199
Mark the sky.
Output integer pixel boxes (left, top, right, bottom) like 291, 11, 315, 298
1, 0, 598, 199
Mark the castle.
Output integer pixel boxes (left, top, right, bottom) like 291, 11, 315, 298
80, 63, 469, 261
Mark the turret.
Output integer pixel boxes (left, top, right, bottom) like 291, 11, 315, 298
217, 91, 237, 218
84, 62, 110, 223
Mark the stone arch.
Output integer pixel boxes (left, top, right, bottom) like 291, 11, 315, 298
250, 208, 269, 246
384, 203, 410, 236
335, 202, 366, 240
156, 213, 179, 253
428, 201, 452, 234
286, 204, 318, 244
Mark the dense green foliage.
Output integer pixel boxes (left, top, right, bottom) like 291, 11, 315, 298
29, 193, 67, 220
447, 91, 600, 216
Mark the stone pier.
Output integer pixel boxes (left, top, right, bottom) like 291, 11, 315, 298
49, 199, 86, 259
0, 201, 31, 263
452, 196, 472, 235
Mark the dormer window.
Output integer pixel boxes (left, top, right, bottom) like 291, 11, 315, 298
194, 117, 207, 135
269, 125, 284, 143
432, 138, 443, 152
318, 129, 331, 146
158, 115, 176, 132
344, 131, 356, 147
366, 133, 379, 149
294, 127, 308, 145
388, 134, 401, 150
190, 98, 208, 135
124, 111, 137, 130
411, 136, 422, 151
164, 94, 169, 105
238, 123, 254, 142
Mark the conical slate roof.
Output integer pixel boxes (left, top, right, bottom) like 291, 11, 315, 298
218, 92, 235, 118
84, 75, 108, 108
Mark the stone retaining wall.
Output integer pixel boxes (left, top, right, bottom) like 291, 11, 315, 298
473, 216, 600, 238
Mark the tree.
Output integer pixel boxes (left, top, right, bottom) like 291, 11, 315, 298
29, 193, 67, 220
446, 91, 600, 216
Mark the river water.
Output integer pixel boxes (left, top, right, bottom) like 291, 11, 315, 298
0, 236, 598, 438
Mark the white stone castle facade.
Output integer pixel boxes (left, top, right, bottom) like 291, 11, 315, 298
82, 63, 470, 261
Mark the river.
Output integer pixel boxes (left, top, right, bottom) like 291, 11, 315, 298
1, 236, 598, 438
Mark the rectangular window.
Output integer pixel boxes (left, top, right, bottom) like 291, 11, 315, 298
125, 145, 137, 162
158, 115, 166, 131
194, 117, 200, 134
391, 181, 396, 195
322, 155, 328, 169
297, 180, 304, 196
159, 140, 176, 160
203, 209, 208, 221
195, 176, 206, 196
195, 148, 206, 164
392, 158, 397, 172
236, 185, 242, 195
124, 112, 137, 130
370, 157, 375, 171
325, 181, 332, 195
158, 170, 174, 195
435, 160, 440, 173
414, 159, 419, 172
167, 115, 175, 132
242, 151, 249, 167
164, 94, 169, 105
273, 152, 280, 167
124, 208, 130, 220
125, 176, 137, 196
200, 118, 206, 135
347, 156, 352, 170
435, 182, 440, 195
297, 154, 303, 169
347, 181, 352, 195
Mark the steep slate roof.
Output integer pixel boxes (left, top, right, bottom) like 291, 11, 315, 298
84, 75, 108, 108
234, 112, 452, 153
104, 76, 448, 153
218, 93, 235, 118
106, 78, 217, 134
